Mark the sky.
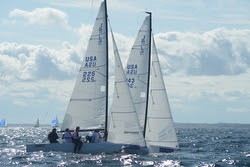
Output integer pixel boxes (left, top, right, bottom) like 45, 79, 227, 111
0, 0, 250, 124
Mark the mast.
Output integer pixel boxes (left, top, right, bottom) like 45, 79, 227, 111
104, 0, 108, 141
143, 12, 152, 138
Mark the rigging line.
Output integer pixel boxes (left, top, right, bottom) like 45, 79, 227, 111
134, 101, 145, 104
151, 88, 166, 91
111, 111, 136, 114
147, 116, 173, 119
114, 82, 119, 98
147, 117, 151, 132
133, 43, 150, 47
152, 61, 157, 77
150, 89, 155, 104
111, 112, 115, 128
115, 80, 127, 84
95, 70, 106, 78
136, 77, 148, 85
80, 63, 105, 70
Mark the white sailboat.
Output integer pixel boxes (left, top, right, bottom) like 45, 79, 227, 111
107, 28, 148, 153
51, 117, 59, 127
125, 14, 179, 153
26, 0, 123, 154
34, 118, 39, 127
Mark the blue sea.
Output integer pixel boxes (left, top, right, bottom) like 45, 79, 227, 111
0, 123, 249, 166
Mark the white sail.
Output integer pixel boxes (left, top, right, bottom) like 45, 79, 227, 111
107, 30, 146, 147
125, 16, 151, 129
34, 118, 39, 127
61, 1, 108, 131
145, 37, 179, 152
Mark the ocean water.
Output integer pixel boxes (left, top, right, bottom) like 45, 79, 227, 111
0, 123, 249, 166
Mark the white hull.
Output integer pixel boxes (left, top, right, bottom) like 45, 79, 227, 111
26, 142, 123, 154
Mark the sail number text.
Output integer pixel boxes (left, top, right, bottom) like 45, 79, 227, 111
126, 64, 137, 75
84, 56, 97, 68
82, 71, 96, 82
126, 64, 137, 88
127, 78, 135, 88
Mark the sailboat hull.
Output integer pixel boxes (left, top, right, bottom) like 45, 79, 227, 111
122, 145, 149, 154
147, 144, 178, 153
26, 142, 123, 154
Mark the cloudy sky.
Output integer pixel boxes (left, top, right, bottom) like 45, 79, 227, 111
1, 0, 250, 124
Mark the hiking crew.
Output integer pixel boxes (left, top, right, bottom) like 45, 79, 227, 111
48, 128, 59, 143
72, 126, 82, 153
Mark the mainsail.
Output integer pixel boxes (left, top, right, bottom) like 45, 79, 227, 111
107, 29, 146, 147
145, 36, 179, 152
125, 16, 151, 130
61, 1, 108, 134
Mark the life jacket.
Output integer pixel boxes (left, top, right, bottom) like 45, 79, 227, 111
66, 132, 72, 142
73, 130, 79, 139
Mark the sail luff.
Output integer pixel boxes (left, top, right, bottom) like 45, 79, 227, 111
104, 0, 108, 141
143, 12, 152, 137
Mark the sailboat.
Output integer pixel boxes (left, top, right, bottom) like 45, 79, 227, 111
51, 117, 59, 127
26, 0, 124, 154
0, 119, 6, 127
34, 118, 39, 127
125, 14, 179, 153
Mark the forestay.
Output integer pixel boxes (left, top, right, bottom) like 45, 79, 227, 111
61, 2, 108, 131
145, 37, 179, 151
125, 16, 151, 129
107, 30, 146, 147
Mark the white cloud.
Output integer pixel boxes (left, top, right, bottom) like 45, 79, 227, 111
9, 8, 70, 29
1, 28, 250, 83
1, 28, 250, 116
154, 28, 250, 76
0, 42, 79, 82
